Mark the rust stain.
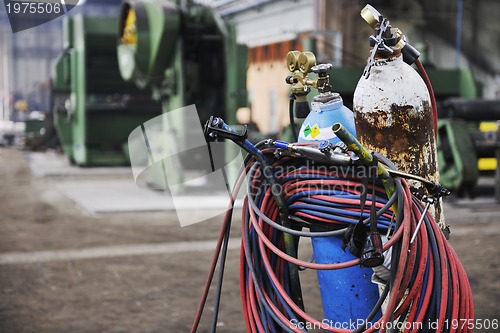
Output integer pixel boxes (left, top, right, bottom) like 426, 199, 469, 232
355, 100, 440, 209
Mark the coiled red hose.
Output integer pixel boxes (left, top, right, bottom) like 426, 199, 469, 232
191, 147, 474, 333
238, 154, 473, 333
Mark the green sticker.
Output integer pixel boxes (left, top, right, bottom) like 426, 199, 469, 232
303, 124, 312, 137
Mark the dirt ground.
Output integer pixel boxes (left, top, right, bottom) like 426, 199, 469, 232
0, 148, 499, 332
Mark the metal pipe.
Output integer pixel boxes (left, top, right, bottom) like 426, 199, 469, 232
2, 25, 11, 121
455, 0, 463, 67
442, 98, 500, 121
217, 0, 273, 16
332, 122, 396, 200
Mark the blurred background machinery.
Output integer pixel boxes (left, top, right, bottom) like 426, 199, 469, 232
0, 0, 499, 195
50, 0, 247, 168
438, 99, 500, 199
116, 0, 247, 188
117, 0, 247, 125
51, 12, 162, 166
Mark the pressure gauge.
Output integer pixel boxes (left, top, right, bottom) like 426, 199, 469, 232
286, 51, 301, 72
297, 52, 316, 74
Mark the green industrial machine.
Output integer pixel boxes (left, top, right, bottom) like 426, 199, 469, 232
23, 116, 45, 149
117, 0, 247, 121
439, 99, 500, 196
437, 119, 479, 194
116, 0, 247, 188
52, 14, 162, 166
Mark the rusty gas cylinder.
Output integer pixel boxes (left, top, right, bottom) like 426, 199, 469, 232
353, 52, 444, 228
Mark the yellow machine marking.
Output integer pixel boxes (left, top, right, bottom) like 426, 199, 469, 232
122, 8, 137, 45
478, 122, 498, 171
479, 122, 498, 132
478, 158, 497, 171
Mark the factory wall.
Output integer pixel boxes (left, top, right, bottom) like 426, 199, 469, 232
246, 40, 304, 134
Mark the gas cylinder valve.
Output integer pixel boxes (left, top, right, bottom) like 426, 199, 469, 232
285, 51, 315, 118
311, 63, 333, 93
360, 4, 421, 78
285, 51, 334, 118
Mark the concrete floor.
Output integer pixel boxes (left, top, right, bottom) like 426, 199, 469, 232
0, 148, 499, 332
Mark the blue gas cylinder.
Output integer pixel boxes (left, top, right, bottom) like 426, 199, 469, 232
298, 92, 356, 145
298, 92, 381, 325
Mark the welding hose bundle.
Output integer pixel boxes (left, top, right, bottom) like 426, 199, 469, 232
191, 120, 474, 333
